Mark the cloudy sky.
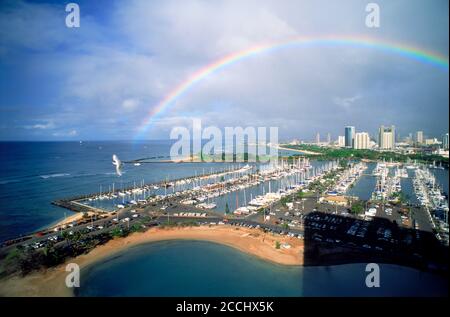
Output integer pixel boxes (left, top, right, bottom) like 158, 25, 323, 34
0, 0, 448, 141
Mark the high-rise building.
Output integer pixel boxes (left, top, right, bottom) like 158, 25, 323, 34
327, 133, 331, 144
344, 126, 355, 148
407, 133, 413, 145
354, 132, 370, 149
378, 125, 395, 150
415, 131, 424, 144
338, 136, 345, 147
442, 133, 449, 150
316, 132, 320, 144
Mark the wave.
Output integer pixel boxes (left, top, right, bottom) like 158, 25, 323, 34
7, 171, 121, 183
69, 171, 122, 178
39, 173, 71, 179
0, 179, 21, 185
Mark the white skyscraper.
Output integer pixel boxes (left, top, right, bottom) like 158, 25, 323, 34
379, 125, 395, 150
354, 132, 370, 149
338, 136, 345, 147
416, 131, 424, 144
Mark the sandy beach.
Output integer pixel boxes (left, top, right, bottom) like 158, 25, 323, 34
52, 212, 93, 228
45, 211, 101, 232
0, 225, 304, 297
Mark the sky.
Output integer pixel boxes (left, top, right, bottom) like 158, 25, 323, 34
0, 0, 448, 141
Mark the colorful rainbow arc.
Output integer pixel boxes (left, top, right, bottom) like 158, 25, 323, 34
135, 35, 449, 139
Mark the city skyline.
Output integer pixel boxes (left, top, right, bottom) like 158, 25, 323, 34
294, 125, 448, 146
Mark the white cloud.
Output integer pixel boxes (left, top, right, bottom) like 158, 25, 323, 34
23, 121, 55, 130
122, 98, 140, 111
52, 129, 78, 137
332, 95, 362, 108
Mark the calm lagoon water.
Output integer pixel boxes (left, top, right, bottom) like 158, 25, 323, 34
76, 240, 448, 297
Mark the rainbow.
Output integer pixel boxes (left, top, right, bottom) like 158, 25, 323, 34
135, 35, 449, 139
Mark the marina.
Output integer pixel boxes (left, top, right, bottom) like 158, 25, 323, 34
46, 157, 447, 246
56, 158, 341, 219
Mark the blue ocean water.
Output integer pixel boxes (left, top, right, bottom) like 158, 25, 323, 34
76, 240, 448, 297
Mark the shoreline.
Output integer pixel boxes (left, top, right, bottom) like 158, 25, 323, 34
0, 225, 304, 297
52, 211, 96, 228
277, 145, 320, 155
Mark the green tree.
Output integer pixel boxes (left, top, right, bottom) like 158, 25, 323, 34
280, 196, 292, 207
130, 222, 145, 233
110, 227, 125, 238
350, 201, 364, 215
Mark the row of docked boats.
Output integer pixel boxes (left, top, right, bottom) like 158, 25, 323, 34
180, 159, 313, 211
331, 162, 367, 194
371, 163, 402, 201
413, 168, 448, 210
81, 164, 254, 209
413, 167, 449, 245
234, 160, 340, 216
